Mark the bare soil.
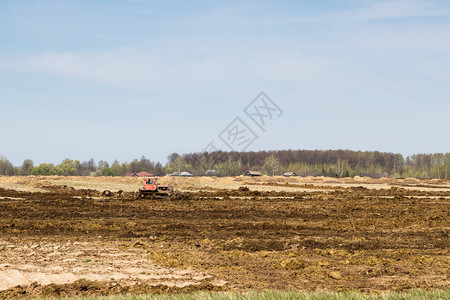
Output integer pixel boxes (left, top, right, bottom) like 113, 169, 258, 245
0, 176, 448, 298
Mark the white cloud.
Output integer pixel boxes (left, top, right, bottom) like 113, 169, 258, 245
2, 44, 343, 92
356, 0, 450, 21
248, 0, 450, 25
0, 0, 448, 101
28, 50, 160, 88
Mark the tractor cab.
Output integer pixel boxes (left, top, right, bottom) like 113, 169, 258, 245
142, 177, 158, 191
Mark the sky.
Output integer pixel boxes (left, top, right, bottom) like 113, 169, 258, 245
0, 0, 449, 166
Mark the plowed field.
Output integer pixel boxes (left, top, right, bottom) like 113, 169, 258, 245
0, 176, 448, 298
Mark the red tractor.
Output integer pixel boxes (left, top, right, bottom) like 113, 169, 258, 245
139, 177, 173, 199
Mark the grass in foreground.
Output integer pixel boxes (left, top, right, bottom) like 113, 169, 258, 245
64, 290, 450, 300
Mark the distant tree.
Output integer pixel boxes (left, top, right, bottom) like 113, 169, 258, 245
128, 159, 139, 173
431, 153, 446, 179
215, 158, 239, 176
97, 160, 107, 169
153, 162, 164, 176
139, 156, 154, 173
167, 153, 180, 164
30, 163, 56, 175
111, 160, 124, 176
5, 150, 449, 179
88, 159, 96, 169
97, 160, 112, 176
73, 160, 84, 176
21, 159, 34, 176
0, 156, 15, 175
264, 155, 279, 176
121, 162, 129, 174
82, 159, 96, 173
55, 159, 78, 176
171, 156, 186, 173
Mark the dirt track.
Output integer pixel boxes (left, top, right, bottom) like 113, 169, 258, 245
0, 176, 449, 298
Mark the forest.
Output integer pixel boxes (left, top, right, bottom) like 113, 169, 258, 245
0, 150, 449, 179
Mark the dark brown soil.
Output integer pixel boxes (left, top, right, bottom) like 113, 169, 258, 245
0, 185, 448, 297
0, 280, 221, 299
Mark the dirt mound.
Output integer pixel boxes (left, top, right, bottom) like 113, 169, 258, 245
0, 279, 222, 299
238, 186, 250, 192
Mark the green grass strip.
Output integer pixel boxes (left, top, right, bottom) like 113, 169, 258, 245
57, 289, 450, 300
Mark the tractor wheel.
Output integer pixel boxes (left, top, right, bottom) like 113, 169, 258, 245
139, 193, 146, 199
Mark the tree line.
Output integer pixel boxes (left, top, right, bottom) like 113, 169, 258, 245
169, 150, 449, 179
0, 150, 449, 179
0, 156, 164, 177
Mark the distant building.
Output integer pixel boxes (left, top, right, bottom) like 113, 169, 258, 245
178, 171, 193, 177
245, 171, 262, 177
136, 171, 153, 177
282, 172, 298, 177
205, 169, 216, 176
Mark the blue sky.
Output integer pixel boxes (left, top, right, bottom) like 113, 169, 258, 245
1, 0, 449, 165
